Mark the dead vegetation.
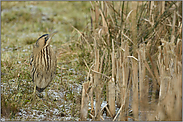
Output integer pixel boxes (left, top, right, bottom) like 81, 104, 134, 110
79, 1, 182, 121
1, 1, 182, 121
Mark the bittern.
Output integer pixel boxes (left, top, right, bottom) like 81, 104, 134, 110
30, 31, 57, 99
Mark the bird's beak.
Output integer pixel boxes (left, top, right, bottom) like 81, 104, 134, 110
46, 31, 58, 46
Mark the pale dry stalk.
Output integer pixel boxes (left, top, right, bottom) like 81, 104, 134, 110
80, 82, 90, 121
138, 43, 148, 120
108, 39, 116, 117
131, 57, 139, 120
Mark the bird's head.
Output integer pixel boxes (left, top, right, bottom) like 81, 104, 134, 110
35, 31, 58, 48
33, 31, 58, 53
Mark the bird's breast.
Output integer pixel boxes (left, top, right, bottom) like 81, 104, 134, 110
31, 46, 57, 89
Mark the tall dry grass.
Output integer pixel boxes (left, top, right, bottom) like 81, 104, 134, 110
79, 1, 182, 121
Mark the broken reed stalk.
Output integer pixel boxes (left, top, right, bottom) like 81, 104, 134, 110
88, 74, 94, 116
119, 41, 130, 121
80, 82, 89, 121
131, 1, 137, 56
138, 43, 148, 121
171, 10, 176, 43
108, 39, 116, 117
131, 56, 139, 120
130, 2, 138, 120
116, 55, 121, 108
124, 41, 130, 121
115, 50, 123, 110
93, 38, 101, 121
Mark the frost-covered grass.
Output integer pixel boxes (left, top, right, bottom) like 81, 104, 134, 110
1, 1, 90, 121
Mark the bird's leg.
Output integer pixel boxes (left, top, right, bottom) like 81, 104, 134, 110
44, 88, 51, 101
31, 85, 42, 101
45, 88, 48, 99
31, 85, 46, 107
36, 88, 51, 108
31, 85, 36, 102
33, 85, 36, 96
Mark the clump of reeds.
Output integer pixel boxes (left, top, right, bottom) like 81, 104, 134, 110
79, 1, 182, 121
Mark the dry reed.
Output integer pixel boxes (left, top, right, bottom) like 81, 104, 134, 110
79, 1, 182, 121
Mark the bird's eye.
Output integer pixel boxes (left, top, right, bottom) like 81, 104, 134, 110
45, 36, 48, 44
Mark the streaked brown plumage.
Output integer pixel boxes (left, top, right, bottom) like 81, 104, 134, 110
30, 32, 57, 96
